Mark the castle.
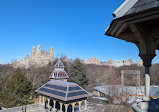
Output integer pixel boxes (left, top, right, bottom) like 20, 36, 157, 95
12, 45, 55, 68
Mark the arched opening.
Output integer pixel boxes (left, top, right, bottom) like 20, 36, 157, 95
74, 102, 79, 111
81, 100, 85, 110
49, 99, 53, 107
62, 104, 65, 112
68, 104, 72, 112
55, 101, 60, 111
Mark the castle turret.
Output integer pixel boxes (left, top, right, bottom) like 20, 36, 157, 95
25, 55, 29, 60
108, 59, 113, 63
50, 46, 54, 60
50, 46, 53, 52
129, 58, 133, 64
31, 46, 35, 58
37, 45, 41, 51
37, 45, 41, 56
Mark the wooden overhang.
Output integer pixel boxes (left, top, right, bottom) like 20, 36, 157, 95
105, 0, 159, 51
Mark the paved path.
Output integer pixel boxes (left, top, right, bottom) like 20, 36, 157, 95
0, 102, 127, 112
0, 104, 46, 112
0, 104, 88, 112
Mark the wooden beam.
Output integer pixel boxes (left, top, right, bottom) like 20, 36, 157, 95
149, 28, 159, 52
118, 32, 136, 43
129, 23, 148, 54
150, 28, 159, 38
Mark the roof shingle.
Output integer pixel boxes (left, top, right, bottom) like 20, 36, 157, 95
125, 0, 159, 16
35, 80, 91, 102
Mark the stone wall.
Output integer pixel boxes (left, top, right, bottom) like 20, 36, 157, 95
12, 45, 55, 68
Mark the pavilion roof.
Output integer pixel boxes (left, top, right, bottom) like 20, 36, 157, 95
124, 0, 159, 16
105, 0, 159, 50
54, 59, 65, 68
105, 0, 159, 36
112, 0, 159, 19
35, 80, 91, 102
50, 70, 69, 79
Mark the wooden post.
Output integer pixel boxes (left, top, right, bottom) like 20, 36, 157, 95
65, 104, 68, 112
84, 100, 87, 110
53, 100, 56, 110
47, 98, 50, 108
60, 102, 63, 112
39, 95, 41, 103
79, 101, 81, 111
72, 103, 75, 112
130, 24, 156, 102
42, 96, 45, 105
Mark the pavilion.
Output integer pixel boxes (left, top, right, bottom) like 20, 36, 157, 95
49, 59, 69, 82
35, 59, 91, 112
105, 0, 159, 111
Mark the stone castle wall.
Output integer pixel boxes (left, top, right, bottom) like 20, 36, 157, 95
12, 45, 55, 68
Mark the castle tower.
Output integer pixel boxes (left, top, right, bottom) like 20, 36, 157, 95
50, 46, 54, 61
25, 55, 29, 60
49, 59, 69, 82
37, 45, 41, 56
108, 59, 113, 63
31, 46, 35, 58
50, 46, 53, 53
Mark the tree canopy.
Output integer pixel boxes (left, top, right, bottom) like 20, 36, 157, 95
68, 59, 89, 87
0, 68, 32, 108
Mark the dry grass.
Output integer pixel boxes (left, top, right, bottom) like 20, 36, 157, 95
31, 98, 39, 103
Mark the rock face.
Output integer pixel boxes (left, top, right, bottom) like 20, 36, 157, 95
12, 45, 55, 68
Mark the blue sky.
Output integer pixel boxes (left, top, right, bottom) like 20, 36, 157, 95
0, 0, 158, 64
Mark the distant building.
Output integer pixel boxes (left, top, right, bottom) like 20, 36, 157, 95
112, 60, 123, 67
12, 45, 55, 68
108, 59, 113, 63
111, 58, 133, 67
84, 57, 133, 67
137, 60, 143, 66
84, 56, 99, 64
99, 62, 113, 68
